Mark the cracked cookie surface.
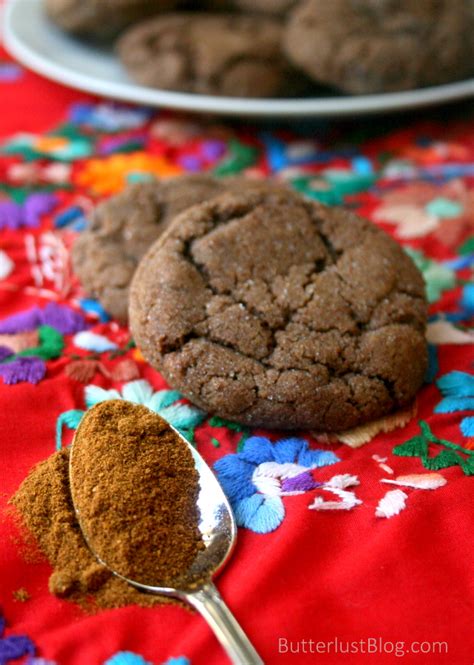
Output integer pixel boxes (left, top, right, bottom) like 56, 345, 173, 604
129, 190, 428, 431
72, 175, 233, 323
284, 0, 474, 94
45, 0, 180, 40
117, 12, 307, 97
233, 0, 297, 15
72, 175, 293, 323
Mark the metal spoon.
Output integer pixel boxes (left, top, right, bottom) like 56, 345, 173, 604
69, 414, 263, 665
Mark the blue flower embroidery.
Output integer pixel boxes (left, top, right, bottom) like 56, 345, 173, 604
214, 437, 340, 534
103, 653, 189, 665
435, 371, 474, 436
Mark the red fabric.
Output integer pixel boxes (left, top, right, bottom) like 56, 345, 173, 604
0, 37, 473, 665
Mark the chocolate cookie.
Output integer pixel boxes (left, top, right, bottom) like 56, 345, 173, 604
72, 175, 292, 323
117, 13, 306, 97
129, 190, 428, 431
284, 0, 474, 94
233, 0, 297, 15
45, 0, 180, 40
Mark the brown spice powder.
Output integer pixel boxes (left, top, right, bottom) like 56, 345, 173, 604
10, 399, 204, 610
71, 400, 204, 587
13, 588, 30, 602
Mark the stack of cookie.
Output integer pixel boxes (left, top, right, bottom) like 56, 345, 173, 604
46, 0, 474, 96
72, 175, 429, 432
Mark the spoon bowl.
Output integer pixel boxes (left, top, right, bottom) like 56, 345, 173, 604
69, 402, 262, 665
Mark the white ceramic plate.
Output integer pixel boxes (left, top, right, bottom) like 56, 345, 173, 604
4, 0, 474, 118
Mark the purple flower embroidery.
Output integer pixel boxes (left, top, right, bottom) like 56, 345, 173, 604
0, 346, 13, 361
0, 62, 23, 82
0, 307, 42, 334
23, 193, 57, 228
0, 193, 57, 231
0, 614, 35, 665
281, 471, 320, 493
0, 357, 46, 384
0, 303, 86, 335
0, 202, 22, 230
42, 303, 86, 335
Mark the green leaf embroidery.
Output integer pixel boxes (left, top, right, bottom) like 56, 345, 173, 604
6, 325, 64, 362
393, 420, 474, 476
213, 139, 258, 177
423, 449, 462, 471
208, 415, 250, 452
393, 435, 428, 458
208, 415, 245, 432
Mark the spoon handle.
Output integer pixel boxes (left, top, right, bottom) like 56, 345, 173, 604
186, 582, 264, 665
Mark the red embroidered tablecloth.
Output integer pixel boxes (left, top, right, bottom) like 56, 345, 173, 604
0, 35, 473, 665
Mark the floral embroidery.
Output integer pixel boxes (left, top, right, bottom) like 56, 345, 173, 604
0, 303, 88, 384
69, 102, 152, 133
308, 474, 362, 511
404, 248, 456, 303
0, 331, 38, 353
0, 356, 46, 385
213, 138, 258, 177
0, 250, 14, 279
313, 403, 417, 448
0, 325, 65, 384
65, 358, 102, 383
426, 319, 474, 345
380, 473, 447, 490
208, 415, 250, 451
375, 489, 408, 518
103, 653, 150, 665
0, 193, 57, 231
73, 330, 118, 352
26, 231, 73, 297
103, 654, 190, 665
2, 129, 93, 162
374, 179, 474, 249
0, 302, 85, 335
393, 420, 474, 475
76, 153, 181, 195
78, 298, 111, 323
445, 284, 474, 324
375, 472, 447, 518
54, 205, 88, 230
0, 612, 35, 664
372, 454, 394, 475
1, 56, 473, 665
56, 379, 205, 449
214, 436, 340, 533
0, 61, 23, 82
435, 371, 474, 438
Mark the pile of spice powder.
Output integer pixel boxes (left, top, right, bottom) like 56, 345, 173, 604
10, 399, 204, 608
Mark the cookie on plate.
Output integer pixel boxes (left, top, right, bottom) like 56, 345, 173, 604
117, 13, 308, 97
233, 0, 297, 15
284, 0, 474, 94
129, 190, 428, 431
72, 175, 292, 323
44, 0, 181, 40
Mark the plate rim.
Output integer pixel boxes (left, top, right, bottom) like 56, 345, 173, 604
4, 0, 474, 118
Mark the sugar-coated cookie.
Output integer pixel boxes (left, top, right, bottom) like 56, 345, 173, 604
130, 190, 428, 430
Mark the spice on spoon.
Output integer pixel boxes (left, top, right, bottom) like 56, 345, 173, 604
10, 399, 204, 609
71, 399, 205, 587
